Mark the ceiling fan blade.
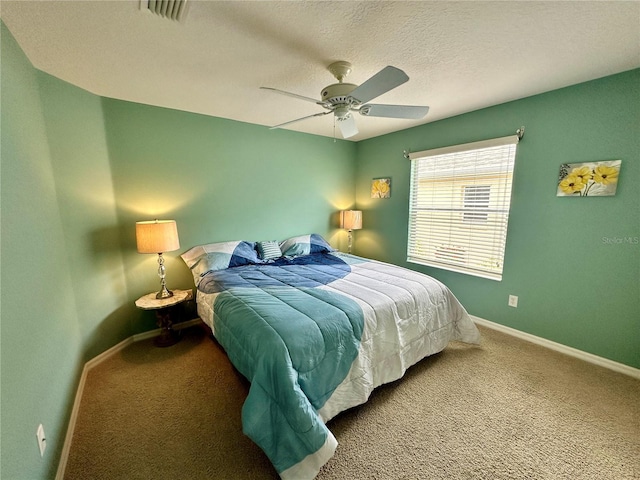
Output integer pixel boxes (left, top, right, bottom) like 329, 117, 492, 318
260, 87, 325, 106
338, 114, 358, 139
348, 66, 409, 104
270, 110, 332, 129
359, 104, 429, 119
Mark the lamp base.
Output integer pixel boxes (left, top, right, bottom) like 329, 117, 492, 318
155, 252, 173, 299
156, 287, 174, 299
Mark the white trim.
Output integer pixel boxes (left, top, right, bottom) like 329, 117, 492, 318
407, 257, 502, 281
55, 318, 203, 480
55, 336, 133, 480
471, 315, 640, 380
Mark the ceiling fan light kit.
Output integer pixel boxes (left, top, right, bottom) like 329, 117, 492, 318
261, 60, 429, 139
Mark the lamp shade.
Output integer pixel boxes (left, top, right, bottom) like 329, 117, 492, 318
340, 210, 362, 230
136, 220, 180, 254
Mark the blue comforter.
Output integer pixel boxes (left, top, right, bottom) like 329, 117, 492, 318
197, 252, 481, 479
199, 254, 364, 475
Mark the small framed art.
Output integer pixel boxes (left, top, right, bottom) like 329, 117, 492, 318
557, 160, 621, 197
371, 177, 391, 198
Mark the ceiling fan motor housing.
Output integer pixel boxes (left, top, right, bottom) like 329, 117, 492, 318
321, 83, 358, 106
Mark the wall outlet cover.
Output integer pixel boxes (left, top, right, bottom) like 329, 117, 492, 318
36, 424, 46, 457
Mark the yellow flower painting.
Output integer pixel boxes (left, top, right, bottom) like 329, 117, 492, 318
557, 160, 621, 197
371, 178, 391, 198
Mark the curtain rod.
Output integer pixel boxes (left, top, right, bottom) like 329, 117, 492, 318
403, 126, 525, 159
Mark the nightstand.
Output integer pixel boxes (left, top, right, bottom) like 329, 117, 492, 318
135, 289, 193, 347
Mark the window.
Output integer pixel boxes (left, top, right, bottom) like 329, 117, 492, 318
407, 135, 519, 281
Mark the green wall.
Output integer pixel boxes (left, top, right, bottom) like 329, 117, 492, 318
355, 69, 640, 368
101, 98, 356, 333
1, 21, 356, 478
37, 72, 131, 361
1, 22, 83, 479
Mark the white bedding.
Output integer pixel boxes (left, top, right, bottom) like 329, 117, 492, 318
195, 252, 480, 478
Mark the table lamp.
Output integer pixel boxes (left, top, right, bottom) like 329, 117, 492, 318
340, 210, 362, 254
136, 219, 180, 299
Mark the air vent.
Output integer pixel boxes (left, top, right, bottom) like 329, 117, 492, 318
141, 0, 189, 22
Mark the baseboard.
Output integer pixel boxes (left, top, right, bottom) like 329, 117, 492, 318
132, 318, 202, 342
55, 318, 202, 480
471, 315, 640, 380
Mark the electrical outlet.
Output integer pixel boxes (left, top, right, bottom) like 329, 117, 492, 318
36, 424, 46, 457
508, 295, 518, 308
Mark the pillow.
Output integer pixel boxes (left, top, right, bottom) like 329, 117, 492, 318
181, 240, 260, 284
256, 240, 282, 261
279, 234, 334, 257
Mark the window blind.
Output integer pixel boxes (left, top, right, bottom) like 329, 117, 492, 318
407, 135, 519, 281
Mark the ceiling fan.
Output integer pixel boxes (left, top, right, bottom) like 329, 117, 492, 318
261, 61, 429, 139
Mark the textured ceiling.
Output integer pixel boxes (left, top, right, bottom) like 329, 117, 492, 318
2, 1, 639, 141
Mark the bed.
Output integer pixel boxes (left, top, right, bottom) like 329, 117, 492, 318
181, 234, 480, 479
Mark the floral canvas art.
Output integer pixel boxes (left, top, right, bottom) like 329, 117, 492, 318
557, 160, 621, 197
371, 178, 391, 198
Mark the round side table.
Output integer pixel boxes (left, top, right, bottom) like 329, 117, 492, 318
135, 289, 193, 347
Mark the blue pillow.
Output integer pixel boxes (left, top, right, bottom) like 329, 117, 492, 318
279, 234, 334, 257
256, 240, 282, 261
181, 240, 260, 285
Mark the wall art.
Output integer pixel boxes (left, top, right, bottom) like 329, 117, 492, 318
371, 177, 391, 198
557, 160, 621, 197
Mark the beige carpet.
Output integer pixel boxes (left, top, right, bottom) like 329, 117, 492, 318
63, 323, 640, 479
